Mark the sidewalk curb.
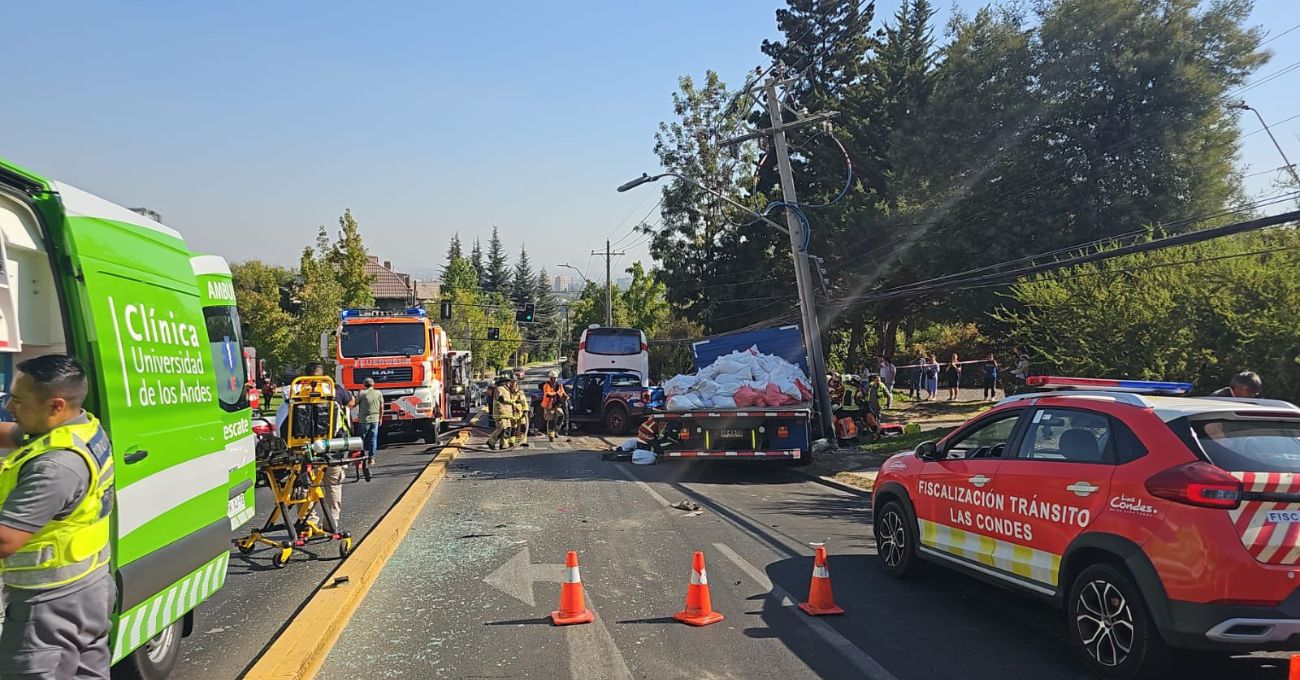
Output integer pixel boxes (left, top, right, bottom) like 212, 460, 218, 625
799, 470, 874, 498
243, 426, 473, 680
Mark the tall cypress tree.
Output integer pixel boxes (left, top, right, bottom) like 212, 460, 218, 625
469, 238, 485, 289
511, 245, 535, 308
443, 233, 463, 279
485, 226, 512, 294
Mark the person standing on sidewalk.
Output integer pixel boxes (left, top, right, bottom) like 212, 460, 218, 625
0, 355, 115, 680
356, 378, 383, 461
878, 356, 897, 409
946, 354, 962, 401
865, 373, 887, 440
982, 354, 1000, 401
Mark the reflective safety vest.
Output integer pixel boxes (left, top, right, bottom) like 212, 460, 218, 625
840, 384, 862, 411
0, 414, 114, 590
542, 382, 567, 409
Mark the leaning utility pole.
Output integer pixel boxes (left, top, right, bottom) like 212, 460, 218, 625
720, 69, 837, 441
592, 239, 626, 326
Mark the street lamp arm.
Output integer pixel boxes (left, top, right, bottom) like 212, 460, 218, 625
616, 171, 789, 236
558, 263, 591, 285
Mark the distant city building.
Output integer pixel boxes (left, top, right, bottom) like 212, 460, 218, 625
553, 274, 571, 291
364, 255, 416, 309
130, 207, 162, 222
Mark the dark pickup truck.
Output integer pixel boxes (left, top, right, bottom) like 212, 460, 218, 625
529, 370, 664, 436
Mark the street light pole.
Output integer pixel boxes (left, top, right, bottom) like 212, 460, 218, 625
1231, 101, 1300, 187
617, 77, 839, 442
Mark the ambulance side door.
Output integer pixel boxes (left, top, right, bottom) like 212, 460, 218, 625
51, 199, 228, 609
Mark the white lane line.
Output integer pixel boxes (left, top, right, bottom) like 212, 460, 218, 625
615, 464, 673, 508
566, 592, 634, 680
714, 542, 900, 680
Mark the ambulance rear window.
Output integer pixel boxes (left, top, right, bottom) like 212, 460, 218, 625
1190, 418, 1300, 473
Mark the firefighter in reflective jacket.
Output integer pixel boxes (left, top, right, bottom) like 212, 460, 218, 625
512, 371, 531, 448
488, 376, 517, 450
838, 374, 864, 421
0, 355, 115, 679
541, 370, 568, 441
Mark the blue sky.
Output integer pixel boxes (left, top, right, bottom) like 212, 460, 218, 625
1, 1, 1297, 284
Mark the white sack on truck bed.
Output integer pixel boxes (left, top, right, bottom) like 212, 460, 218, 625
662, 345, 812, 410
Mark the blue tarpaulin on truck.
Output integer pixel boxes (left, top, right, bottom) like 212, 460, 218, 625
691, 325, 808, 375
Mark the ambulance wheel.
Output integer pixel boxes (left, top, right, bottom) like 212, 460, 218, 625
111, 618, 182, 680
272, 547, 292, 569
1068, 563, 1170, 679
874, 500, 920, 578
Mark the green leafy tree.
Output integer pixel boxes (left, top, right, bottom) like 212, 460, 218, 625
331, 209, 373, 309
647, 71, 779, 333
292, 226, 345, 369
994, 229, 1300, 402
622, 262, 669, 334
231, 260, 297, 377
485, 226, 512, 294
568, 281, 628, 343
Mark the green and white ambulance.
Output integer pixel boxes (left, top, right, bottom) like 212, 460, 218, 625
0, 158, 255, 678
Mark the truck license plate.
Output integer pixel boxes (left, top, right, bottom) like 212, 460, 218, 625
227, 493, 247, 517
720, 429, 744, 439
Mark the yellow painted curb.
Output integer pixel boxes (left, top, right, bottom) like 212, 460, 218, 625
243, 427, 473, 680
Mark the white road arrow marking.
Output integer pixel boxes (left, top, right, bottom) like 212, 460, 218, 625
483, 547, 567, 606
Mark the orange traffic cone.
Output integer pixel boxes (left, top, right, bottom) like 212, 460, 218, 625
673, 551, 724, 626
1290, 654, 1300, 680
550, 551, 595, 625
798, 544, 844, 616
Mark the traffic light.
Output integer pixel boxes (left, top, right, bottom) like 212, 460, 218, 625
487, 327, 500, 340
439, 299, 453, 320
515, 303, 536, 323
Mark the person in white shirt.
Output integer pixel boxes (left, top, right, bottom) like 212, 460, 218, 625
877, 356, 897, 409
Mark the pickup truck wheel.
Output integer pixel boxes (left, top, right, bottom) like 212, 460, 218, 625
111, 618, 182, 680
604, 405, 630, 436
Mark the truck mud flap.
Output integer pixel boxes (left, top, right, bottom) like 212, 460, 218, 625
116, 516, 232, 612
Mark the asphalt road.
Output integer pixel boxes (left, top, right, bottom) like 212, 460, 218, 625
171, 434, 456, 680
315, 430, 1293, 680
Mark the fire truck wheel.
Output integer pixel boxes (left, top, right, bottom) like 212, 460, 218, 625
422, 420, 439, 445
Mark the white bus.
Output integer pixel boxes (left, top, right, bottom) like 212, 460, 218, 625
577, 326, 650, 386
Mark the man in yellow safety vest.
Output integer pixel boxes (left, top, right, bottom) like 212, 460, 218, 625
0, 355, 115, 679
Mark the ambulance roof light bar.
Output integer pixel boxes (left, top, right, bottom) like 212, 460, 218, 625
1026, 375, 1193, 395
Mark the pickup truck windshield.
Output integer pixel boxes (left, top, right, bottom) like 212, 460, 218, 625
340, 323, 427, 358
